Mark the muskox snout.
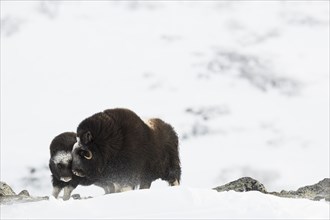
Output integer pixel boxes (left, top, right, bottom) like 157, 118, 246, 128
60, 176, 72, 182
72, 168, 86, 178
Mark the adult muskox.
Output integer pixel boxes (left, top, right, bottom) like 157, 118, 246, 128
71, 108, 181, 193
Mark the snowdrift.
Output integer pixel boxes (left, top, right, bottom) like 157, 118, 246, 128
2, 187, 329, 219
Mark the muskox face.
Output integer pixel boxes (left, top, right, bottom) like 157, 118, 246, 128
71, 131, 104, 180
49, 132, 77, 183
49, 150, 73, 182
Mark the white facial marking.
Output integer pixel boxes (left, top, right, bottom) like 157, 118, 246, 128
72, 170, 85, 177
72, 142, 79, 151
72, 137, 83, 151
53, 151, 72, 165
60, 177, 72, 182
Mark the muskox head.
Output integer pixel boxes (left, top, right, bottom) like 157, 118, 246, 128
49, 132, 77, 183
49, 151, 73, 182
71, 112, 123, 180
72, 130, 109, 180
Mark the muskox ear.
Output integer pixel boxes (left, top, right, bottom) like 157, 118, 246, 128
84, 131, 93, 143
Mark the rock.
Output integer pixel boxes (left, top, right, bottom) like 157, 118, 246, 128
0, 195, 49, 205
71, 194, 81, 200
0, 182, 16, 196
213, 177, 267, 193
71, 194, 93, 200
18, 190, 30, 196
0, 181, 49, 205
214, 177, 330, 202
269, 178, 330, 201
296, 178, 330, 201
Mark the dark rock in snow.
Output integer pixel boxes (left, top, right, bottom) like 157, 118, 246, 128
0, 182, 16, 196
213, 177, 267, 193
1, 178, 329, 205
71, 193, 81, 200
18, 190, 30, 196
269, 178, 330, 201
203, 50, 300, 95
214, 177, 330, 202
0, 181, 49, 205
71, 194, 93, 200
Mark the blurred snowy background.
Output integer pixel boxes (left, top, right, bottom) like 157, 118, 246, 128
1, 0, 329, 200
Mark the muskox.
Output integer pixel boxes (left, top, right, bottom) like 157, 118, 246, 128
49, 132, 95, 200
71, 108, 181, 193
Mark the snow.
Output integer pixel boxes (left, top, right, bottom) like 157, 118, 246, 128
2, 187, 329, 219
1, 1, 329, 219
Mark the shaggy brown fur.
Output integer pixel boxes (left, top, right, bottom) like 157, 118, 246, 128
49, 132, 94, 200
72, 108, 181, 192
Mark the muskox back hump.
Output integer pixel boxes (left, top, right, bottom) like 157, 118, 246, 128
145, 118, 181, 185
146, 119, 178, 148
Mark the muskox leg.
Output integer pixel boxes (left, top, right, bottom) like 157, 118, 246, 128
118, 186, 133, 192
166, 152, 181, 187
169, 179, 180, 186
113, 183, 134, 193
52, 186, 62, 198
102, 183, 115, 194
166, 165, 181, 187
139, 180, 152, 189
63, 185, 75, 201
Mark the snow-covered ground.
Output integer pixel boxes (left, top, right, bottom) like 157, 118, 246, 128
1, 1, 329, 219
3, 187, 329, 219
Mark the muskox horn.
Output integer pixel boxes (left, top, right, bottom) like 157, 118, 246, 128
84, 150, 93, 160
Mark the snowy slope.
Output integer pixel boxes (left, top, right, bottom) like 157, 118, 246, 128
2, 187, 330, 219
1, 1, 329, 219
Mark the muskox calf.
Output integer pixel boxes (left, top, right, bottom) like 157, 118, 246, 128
72, 108, 181, 193
49, 132, 94, 200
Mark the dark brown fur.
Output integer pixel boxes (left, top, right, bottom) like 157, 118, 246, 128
72, 108, 181, 192
49, 132, 95, 200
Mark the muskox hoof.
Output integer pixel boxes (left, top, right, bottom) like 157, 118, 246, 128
169, 179, 180, 186
62, 195, 70, 201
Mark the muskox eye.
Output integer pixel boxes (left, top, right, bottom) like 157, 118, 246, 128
78, 150, 85, 158
57, 164, 62, 169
